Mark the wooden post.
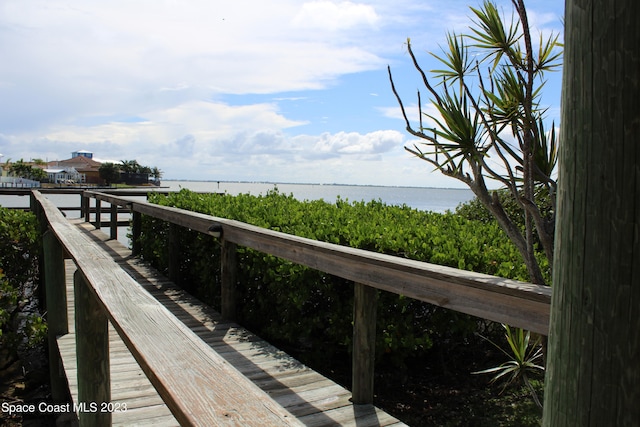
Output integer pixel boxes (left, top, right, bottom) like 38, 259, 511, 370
74, 270, 111, 426
167, 223, 180, 284
30, 192, 48, 298
220, 239, 238, 321
95, 199, 101, 229
29, 191, 37, 215
352, 282, 377, 404
543, 1, 640, 425
110, 203, 117, 240
83, 194, 90, 223
131, 211, 141, 256
43, 231, 68, 402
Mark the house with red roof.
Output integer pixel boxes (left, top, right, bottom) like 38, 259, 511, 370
47, 150, 103, 184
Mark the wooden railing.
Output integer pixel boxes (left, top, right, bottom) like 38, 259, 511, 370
32, 191, 302, 426
0, 187, 166, 214
81, 189, 552, 405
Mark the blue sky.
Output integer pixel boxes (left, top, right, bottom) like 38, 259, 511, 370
0, 0, 564, 187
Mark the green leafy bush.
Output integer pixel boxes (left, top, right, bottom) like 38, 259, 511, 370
0, 207, 45, 364
137, 189, 536, 369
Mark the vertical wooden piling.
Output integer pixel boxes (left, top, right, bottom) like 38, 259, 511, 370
83, 194, 90, 223
110, 203, 117, 240
221, 239, 238, 321
167, 223, 180, 284
352, 282, 377, 404
131, 211, 142, 256
43, 231, 68, 402
74, 270, 111, 426
95, 199, 101, 230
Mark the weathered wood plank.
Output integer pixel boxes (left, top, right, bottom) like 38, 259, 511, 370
59, 330, 168, 424
71, 221, 409, 426
43, 231, 69, 401
34, 191, 303, 427
95, 199, 101, 229
299, 403, 401, 427
132, 211, 142, 256
49, 218, 410, 426
221, 238, 238, 321
74, 270, 111, 427
352, 282, 377, 404
110, 203, 118, 239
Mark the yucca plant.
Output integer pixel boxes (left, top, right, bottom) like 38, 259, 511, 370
389, 0, 562, 286
475, 324, 545, 408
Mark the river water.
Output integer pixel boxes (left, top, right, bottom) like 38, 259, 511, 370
162, 181, 474, 213
0, 181, 475, 220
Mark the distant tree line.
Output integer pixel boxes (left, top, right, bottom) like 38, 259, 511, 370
99, 160, 162, 186
3, 158, 162, 186
3, 159, 48, 182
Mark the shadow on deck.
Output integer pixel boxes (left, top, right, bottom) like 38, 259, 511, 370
56, 219, 407, 426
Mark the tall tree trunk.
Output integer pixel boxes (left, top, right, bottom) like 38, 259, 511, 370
543, 1, 640, 426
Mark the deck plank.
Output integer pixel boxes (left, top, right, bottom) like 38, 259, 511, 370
55, 219, 407, 426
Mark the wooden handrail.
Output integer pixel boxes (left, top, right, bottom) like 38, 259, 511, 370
33, 191, 301, 426
82, 189, 551, 405
83, 190, 551, 334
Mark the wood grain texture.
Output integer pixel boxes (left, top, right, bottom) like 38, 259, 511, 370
74, 270, 111, 426
543, 1, 640, 425
34, 192, 302, 426
352, 283, 377, 404
110, 204, 118, 239
54, 220, 407, 426
43, 231, 69, 401
95, 199, 101, 229
220, 239, 238, 321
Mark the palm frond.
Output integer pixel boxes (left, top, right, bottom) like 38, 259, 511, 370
468, 1, 522, 70
431, 32, 472, 85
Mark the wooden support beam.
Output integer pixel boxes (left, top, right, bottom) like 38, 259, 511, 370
74, 270, 111, 426
167, 223, 180, 284
43, 231, 68, 402
110, 203, 118, 240
95, 199, 101, 230
83, 194, 90, 222
221, 238, 238, 321
131, 211, 142, 256
352, 282, 377, 404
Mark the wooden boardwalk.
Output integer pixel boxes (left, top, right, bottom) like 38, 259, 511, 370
56, 219, 407, 426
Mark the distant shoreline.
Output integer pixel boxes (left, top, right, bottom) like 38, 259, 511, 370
161, 178, 472, 192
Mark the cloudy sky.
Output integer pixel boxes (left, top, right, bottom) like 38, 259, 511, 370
0, 0, 564, 187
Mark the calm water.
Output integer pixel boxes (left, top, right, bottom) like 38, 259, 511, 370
163, 181, 474, 213
0, 181, 475, 214
1, 182, 475, 248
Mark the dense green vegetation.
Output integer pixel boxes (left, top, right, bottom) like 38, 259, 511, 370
0, 207, 44, 368
99, 160, 163, 185
4, 159, 48, 182
137, 189, 547, 370
389, 0, 561, 286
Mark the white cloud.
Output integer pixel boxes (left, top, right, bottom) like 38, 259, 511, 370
0, 0, 385, 131
28, 100, 306, 162
292, 1, 380, 31
311, 130, 401, 156
0, 0, 563, 187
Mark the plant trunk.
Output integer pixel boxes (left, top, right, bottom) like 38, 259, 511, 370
543, 1, 640, 425
470, 179, 546, 285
